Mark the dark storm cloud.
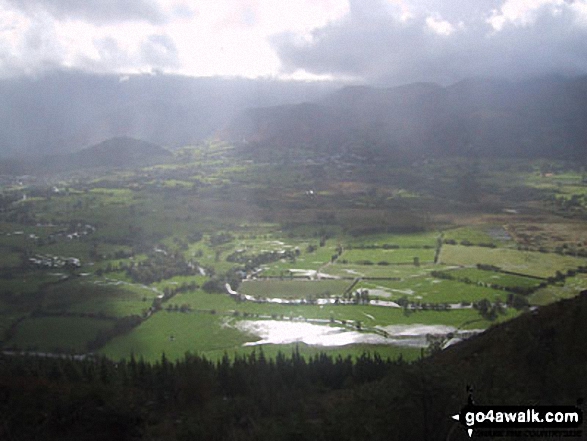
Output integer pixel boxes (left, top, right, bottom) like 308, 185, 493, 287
273, 0, 587, 85
4, 0, 166, 24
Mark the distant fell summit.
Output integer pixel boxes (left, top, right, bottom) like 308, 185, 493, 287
0, 136, 172, 175
75, 137, 171, 168
17, 137, 173, 174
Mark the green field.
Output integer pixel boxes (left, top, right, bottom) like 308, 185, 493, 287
0, 273, 60, 296
340, 248, 435, 265
439, 245, 586, 278
344, 232, 440, 248
172, 290, 515, 329
441, 268, 542, 289
239, 279, 353, 299
0, 153, 586, 362
443, 226, 512, 246
100, 311, 249, 362
8, 316, 115, 352
260, 258, 328, 275
100, 305, 514, 362
322, 263, 434, 278
0, 247, 21, 267
357, 276, 507, 304
40, 279, 153, 317
528, 274, 587, 305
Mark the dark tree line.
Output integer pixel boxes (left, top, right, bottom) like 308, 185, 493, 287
226, 249, 299, 272
0, 349, 404, 440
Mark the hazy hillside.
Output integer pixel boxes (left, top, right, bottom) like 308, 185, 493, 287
225, 76, 587, 161
58, 136, 171, 169
1, 137, 171, 174
0, 71, 338, 158
3, 71, 586, 162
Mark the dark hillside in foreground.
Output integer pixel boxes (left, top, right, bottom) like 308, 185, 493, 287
329, 292, 587, 440
1, 292, 586, 440
226, 76, 587, 161
433, 289, 587, 404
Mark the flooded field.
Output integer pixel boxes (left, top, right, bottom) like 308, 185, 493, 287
235, 320, 483, 348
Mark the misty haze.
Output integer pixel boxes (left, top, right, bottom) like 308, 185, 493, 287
0, 1, 586, 440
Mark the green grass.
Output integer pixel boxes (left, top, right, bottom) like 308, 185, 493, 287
442, 268, 542, 289
0, 273, 58, 296
260, 246, 336, 276
528, 274, 587, 305
239, 279, 352, 299
322, 264, 433, 278
0, 312, 25, 341
357, 277, 506, 304
151, 275, 208, 292
160, 180, 194, 189
99, 304, 517, 362
168, 290, 237, 311
260, 259, 320, 275
558, 185, 587, 197
89, 188, 134, 200
8, 316, 115, 352
443, 226, 512, 246
340, 248, 435, 265
40, 241, 91, 261
40, 279, 152, 317
230, 237, 302, 254
0, 247, 21, 267
5, 156, 584, 366
230, 300, 514, 329
0, 232, 29, 249
344, 232, 440, 248
0, 221, 58, 236
439, 245, 587, 278
67, 298, 150, 318
100, 311, 249, 362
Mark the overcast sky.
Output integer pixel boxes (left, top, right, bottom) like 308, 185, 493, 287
0, 0, 586, 85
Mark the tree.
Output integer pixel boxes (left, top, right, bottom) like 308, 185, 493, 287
202, 279, 224, 294
360, 289, 370, 304
475, 298, 491, 317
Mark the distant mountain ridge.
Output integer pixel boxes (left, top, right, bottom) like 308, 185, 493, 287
43, 136, 172, 172
0, 71, 338, 158
224, 76, 587, 160
2, 71, 586, 162
0, 137, 171, 174
70, 136, 171, 168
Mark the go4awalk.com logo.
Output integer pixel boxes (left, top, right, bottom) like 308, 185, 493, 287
451, 393, 583, 438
